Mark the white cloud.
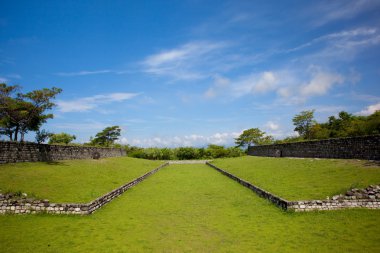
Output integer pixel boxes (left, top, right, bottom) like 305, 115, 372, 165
265, 121, 279, 131
288, 27, 380, 63
205, 67, 343, 104
57, 92, 139, 113
310, 0, 380, 26
119, 131, 242, 147
51, 121, 107, 131
142, 41, 228, 80
204, 75, 231, 98
287, 27, 378, 53
56, 70, 113, 76
300, 71, 344, 97
356, 102, 380, 116
232, 71, 279, 96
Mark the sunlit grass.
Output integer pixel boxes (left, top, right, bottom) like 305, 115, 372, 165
0, 164, 379, 252
0, 157, 163, 202
211, 156, 380, 200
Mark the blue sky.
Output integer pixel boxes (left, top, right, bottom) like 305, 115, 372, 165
1, 0, 380, 147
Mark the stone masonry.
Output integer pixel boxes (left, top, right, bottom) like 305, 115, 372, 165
247, 135, 380, 160
206, 162, 380, 212
0, 163, 169, 215
0, 141, 126, 163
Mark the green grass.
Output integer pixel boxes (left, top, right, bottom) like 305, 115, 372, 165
0, 157, 163, 203
0, 164, 379, 252
211, 156, 380, 200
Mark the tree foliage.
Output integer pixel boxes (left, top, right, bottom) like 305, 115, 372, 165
308, 110, 380, 139
292, 110, 315, 139
0, 83, 62, 141
35, 129, 53, 144
91, 126, 121, 146
49, 133, 76, 145
234, 128, 273, 147
126, 145, 244, 160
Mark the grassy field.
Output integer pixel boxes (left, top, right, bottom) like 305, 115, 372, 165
0, 157, 163, 202
0, 164, 379, 252
211, 156, 380, 200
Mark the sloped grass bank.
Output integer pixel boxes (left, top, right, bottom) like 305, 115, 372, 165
0, 164, 379, 252
0, 157, 163, 202
211, 156, 380, 200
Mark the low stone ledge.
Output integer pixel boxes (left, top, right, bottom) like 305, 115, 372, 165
205, 162, 289, 210
206, 162, 380, 212
0, 162, 169, 215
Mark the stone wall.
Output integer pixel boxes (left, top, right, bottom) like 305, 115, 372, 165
0, 141, 126, 163
0, 163, 169, 215
206, 162, 380, 212
288, 199, 380, 212
206, 162, 288, 209
247, 135, 380, 160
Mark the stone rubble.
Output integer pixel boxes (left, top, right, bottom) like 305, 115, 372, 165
331, 185, 380, 201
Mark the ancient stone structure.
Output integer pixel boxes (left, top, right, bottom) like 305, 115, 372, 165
248, 135, 380, 160
205, 162, 380, 212
0, 141, 126, 163
0, 163, 169, 215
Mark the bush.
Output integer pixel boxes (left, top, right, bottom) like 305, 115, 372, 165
126, 145, 245, 160
175, 147, 199, 160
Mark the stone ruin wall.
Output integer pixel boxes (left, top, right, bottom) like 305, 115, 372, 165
247, 135, 380, 160
0, 141, 126, 163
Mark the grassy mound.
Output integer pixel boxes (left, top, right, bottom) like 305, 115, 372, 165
0, 157, 164, 202
0, 164, 379, 252
211, 156, 380, 200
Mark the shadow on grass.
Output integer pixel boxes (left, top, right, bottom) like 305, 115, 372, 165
363, 160, 380, 167
43, 161, 69, 166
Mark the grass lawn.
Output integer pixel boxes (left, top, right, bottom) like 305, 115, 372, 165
0, 164, 379, 252
0, 157, 164, 203
211, 156, 380, 200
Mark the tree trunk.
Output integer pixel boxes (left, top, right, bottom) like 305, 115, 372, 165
20, 131, 25, 142
14, 126, 19, 141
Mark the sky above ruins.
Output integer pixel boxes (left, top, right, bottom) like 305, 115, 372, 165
1, 0, 380, 147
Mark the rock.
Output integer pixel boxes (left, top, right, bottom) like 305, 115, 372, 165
332, 195, 339, 200
346, 191, 354, 196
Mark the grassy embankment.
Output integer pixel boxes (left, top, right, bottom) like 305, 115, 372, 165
211, 156, 380, 200
0, 164, 379, 252
0, 157, 164, 202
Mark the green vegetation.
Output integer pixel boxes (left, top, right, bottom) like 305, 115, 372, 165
49, 132, 76, 145
234, 127, 274, 147
89, 126, 121, 147
212, 156, 380, 200
292, 110, 316, 139
126, 144, 245, 160
277, 109, 380, 144
0, 83, 62, 142
0, 164, 379, 252
0, 157, 163, 202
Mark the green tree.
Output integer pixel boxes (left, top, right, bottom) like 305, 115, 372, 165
49, 133, 76, 145
292, 110, 315, 139
235, 128, 268, 147
0, 83, 62, 141
35, 129, 53, 144
91, 126, 121, 146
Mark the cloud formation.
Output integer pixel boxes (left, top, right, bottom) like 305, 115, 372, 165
119, 131, 242, 147
57, 93, 139, 113
310, 0, 380, 26
357, 102, 380, 116
142, 41, 228, 80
